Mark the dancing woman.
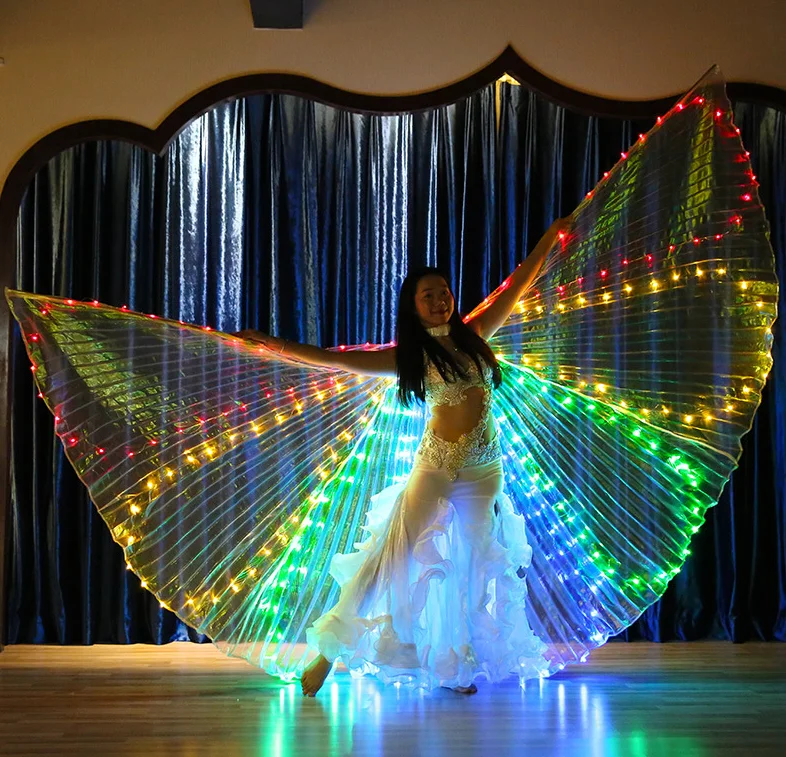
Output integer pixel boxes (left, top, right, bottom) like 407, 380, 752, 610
6, 67, 776, 700
237, 218, 570, 695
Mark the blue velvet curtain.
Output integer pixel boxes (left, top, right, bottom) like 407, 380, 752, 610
6, 83, 785, 645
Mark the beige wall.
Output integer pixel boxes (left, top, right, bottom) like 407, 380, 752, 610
0, 0, 783, 199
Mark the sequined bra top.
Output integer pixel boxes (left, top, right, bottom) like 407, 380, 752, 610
423, 354, 494, 409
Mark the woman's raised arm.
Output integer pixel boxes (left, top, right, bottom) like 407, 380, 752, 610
233, 330, 397, 378
465, 217, 571, 341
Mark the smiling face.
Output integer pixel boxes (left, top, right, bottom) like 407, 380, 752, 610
414, 274, 454, 328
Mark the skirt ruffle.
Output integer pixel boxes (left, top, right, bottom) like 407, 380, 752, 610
305, 462, 549, 690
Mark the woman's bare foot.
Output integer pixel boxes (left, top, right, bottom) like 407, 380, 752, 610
443, 683, 478, 695
301, 655, 333, 697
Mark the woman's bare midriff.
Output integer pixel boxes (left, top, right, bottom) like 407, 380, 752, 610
426, 386, 494, 443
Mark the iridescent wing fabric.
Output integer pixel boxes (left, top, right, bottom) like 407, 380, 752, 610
6, 66, 778, 680
472, 65, 778, 671
6, 294, 424, 677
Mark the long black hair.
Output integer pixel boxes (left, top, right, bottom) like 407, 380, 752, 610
395, 267, 502, 406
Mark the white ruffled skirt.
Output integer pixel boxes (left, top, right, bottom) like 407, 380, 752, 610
305, 457, 549, 689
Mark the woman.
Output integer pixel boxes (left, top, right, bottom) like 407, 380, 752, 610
237, 218, 570, 696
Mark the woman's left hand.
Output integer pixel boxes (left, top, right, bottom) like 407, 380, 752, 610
545, 216, 572, 242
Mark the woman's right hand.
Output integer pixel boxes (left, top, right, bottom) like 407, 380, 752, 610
233, 330, 281, 350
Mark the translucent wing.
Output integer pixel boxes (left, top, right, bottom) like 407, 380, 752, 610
481, 66, 778, 671
6, 290, 426, 677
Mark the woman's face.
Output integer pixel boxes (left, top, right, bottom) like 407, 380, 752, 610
414, 275, 454, 328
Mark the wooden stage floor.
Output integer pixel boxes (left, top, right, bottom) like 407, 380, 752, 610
1, 642, 784, 756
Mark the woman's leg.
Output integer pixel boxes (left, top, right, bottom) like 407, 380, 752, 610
303, 460, 454, 696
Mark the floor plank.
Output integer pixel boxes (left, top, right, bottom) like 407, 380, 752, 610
1, 642, 784, 756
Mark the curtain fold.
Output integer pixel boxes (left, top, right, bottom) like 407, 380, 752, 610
6, 83, 785, 645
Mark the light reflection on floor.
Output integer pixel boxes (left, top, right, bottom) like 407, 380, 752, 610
254, 661, 786, 757
2, 644, 783, 756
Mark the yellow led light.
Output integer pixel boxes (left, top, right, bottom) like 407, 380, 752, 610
704, 414, 713, 422
624, 285, 633, 293
661, 407, 670, 415
147, 481, 154, 490
187, 455, 197, 463
725, 403, 734, 411
130, 504, 141, 515
756, 301, 764, 308
596, 384, 606, 393
742, 386, 752, 394
212, 596, 219, 604
186, 598, 194, 606
536, 305, 544, 313
127, 536, 136, 546
140, 580, 148, 588
165, 469, 174, 478
672, 272, 680, 281
684, 415, 694, 424
248, 568, 257, 577
558, 303, 566, 311
696, 268, 704, 277
740, 281, 749, 290
602, 293, 611, 302
578, 296, 587, 305
230, 583, 240, 593
717, 268, 727, 275
641, 408, 650, 416
205, 446, 215, 457
650, 280, 660, 290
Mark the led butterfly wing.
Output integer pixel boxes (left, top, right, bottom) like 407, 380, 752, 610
483, 66, 777, 670
7, 291, 426, 676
